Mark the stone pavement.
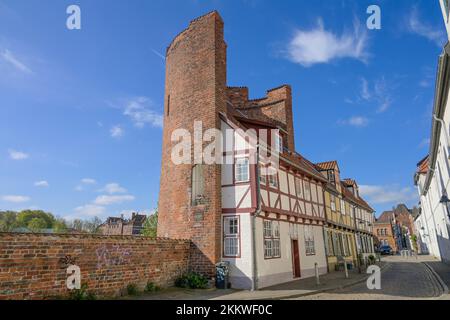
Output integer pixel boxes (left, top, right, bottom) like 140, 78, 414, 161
296, 255, 446, 300
137, 262, 384, 300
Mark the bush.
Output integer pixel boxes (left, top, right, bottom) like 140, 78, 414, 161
368, 255, 376, 265
68, 284, 96, 300
175, 272, 209, 289
126, 283, 139, 296
145, 282, 160, 293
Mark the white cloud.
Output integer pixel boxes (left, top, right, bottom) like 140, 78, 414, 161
81, 178, 96, 185
124, 97, 163, 129
286, 18, 368, 67
93, 195, 135, 206
357, 77, 393, 113
359, 185, 418, 205
110, 125, 124, 138
360, 78, 371, 100
338, 116, 369, 127
0, 49, 33, 74
1, 195, 30, 203
407, 7, 446, 47
99, 183, 127, 194
34, 180, 49, 187
74, 204, 106, 217
74, 185, 84, 192
8, 149, 29, 160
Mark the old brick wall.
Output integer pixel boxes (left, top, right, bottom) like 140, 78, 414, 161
0, 233, 190, 300
158, 11, 227, 277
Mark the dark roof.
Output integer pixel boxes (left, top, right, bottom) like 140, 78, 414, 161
376, 211, 394, 223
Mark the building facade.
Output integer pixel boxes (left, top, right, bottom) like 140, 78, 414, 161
315, 161, 359, 271
374, 211, 398, 252
99, 213, 146, 236
413, 0, 450, 264
157, 11, 374, 289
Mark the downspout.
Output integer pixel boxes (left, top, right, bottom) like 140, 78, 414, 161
251, 144, 262, 291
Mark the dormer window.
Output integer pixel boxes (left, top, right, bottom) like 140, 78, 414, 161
327, 170, 335, 184
274, 133, 283, 154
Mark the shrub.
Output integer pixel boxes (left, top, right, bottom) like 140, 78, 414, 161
368, 255, 376, 265
126, 283, 139, 296
175, 272, 208, 289
145, 282, 160, 293
68, 284, 96, 300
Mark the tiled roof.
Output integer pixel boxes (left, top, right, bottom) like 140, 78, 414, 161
315, 161, 338, 171
340, 181, 374, 213
376, 211, 394, 223
343, 178, 357, 187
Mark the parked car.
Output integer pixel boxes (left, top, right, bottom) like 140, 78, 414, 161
379, 245, 393, 255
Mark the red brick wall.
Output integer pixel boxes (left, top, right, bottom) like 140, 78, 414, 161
158, 11, 226, 277
0, 233, 190, 300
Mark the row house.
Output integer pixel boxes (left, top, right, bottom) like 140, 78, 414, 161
157, 11, 374, 290
315, 162, 375, 271
413, 0, 450, 264
374, 211, 398, 253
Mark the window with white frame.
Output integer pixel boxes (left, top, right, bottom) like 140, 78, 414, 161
223, 216, 240, 257
235, 158, 249, 183
264, 220, 281, 258
340, 199, 346, 215
330, 195, 336, 211
268, 173, 278, 188
274, 133, 283, 154
303, 180, 311, 201
295, 177, 303, 199
304, 225, 316, 255
259, 163, 266, 185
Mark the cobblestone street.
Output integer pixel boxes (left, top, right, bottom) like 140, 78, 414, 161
293, 255, 448, 300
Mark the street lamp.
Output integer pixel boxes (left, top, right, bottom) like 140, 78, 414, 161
439, 194, 450, 220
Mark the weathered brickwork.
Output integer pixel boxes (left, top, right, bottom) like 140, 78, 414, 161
158, 11, 226, 277
0, 233, 190, 300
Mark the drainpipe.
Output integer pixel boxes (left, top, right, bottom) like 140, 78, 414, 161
251, 144, 262, 291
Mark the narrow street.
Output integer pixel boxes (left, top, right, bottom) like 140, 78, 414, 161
294, 255, 448, 300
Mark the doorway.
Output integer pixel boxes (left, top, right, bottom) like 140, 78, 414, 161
292, 240, 301, 278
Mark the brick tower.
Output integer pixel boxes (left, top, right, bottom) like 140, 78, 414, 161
157, 11, 227, 277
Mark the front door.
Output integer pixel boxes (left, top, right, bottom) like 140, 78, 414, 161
292, 240, 301, 278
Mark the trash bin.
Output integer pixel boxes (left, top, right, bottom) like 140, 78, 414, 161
215, 262, 230, 289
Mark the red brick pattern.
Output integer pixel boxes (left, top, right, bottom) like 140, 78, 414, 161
158, 11, 226, 277
0, 233, 190, 300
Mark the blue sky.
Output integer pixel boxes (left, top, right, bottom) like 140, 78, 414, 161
0, 0, 446, 220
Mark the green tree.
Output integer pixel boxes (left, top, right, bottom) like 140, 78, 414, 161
28, 217, 48, 232
0, 211, 18, 232
83, 217, 103, 234
53, 218, 68, 233
16, 210, 55, 229
141, 210, 158, 237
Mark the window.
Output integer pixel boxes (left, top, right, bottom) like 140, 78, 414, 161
340, 199, 346, 215
166, 95, 170, 116
295, 177, 303, 199
327, 170, 335, 184
330, 195, 336, 212
268, 174, 278, 189
274, 133, 283, 154
264, 220, 281, 258
259, 164, 266, 185
191, 164, 204, 206
223, 217, 240, 257
235, 158, 249, 183
303, 180, 311, 201
327, 231, 335, 256
304, 225, 316, 255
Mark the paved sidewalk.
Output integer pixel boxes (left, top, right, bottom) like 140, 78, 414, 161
138, 263, 385, 300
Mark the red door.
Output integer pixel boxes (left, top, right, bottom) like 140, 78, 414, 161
292, 240, 301, 278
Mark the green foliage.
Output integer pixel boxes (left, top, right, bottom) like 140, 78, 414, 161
0, 211, 19, 232
368, 255, 376, 265
16, 210, 55, 229
68, 284, 96, 300
126, 283, 139, 296
145, 282, 160, 293
53, 218, 68, 233
27, 217, 48, 232
141, 209, 158, 237
175, 273, 209, 289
